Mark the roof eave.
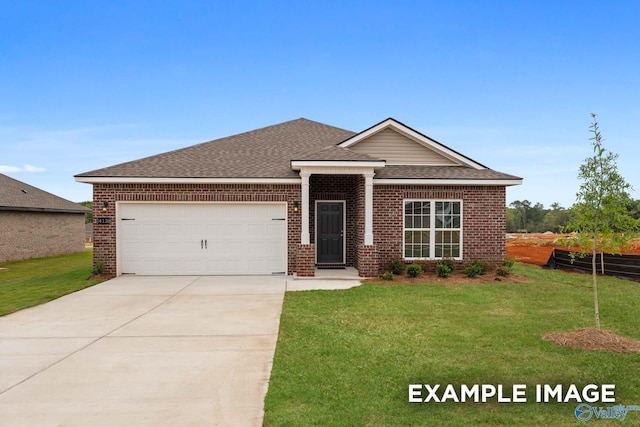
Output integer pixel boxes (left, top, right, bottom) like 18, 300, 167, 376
74, 176, 302, 184
0, 206, 88, 214
290, 160, 386, 170
374, 178, 523, 186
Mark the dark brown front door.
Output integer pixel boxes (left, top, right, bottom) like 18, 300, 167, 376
317, 202, 344, 264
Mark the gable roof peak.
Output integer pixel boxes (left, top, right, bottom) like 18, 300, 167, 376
338, 117, 487, 170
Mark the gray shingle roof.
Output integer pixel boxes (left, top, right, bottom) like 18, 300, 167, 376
375, 165, 521, 180
0, 174, 89, 213
292, 145, 383, 162
76, 118, 356, 179
75, 117, 522, 183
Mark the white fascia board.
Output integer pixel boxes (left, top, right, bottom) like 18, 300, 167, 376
290, 160, 386, 169
339, 119, 486, 170
338, 118, 396, 148
374, 178, 523, 186
74, 176, 302, 184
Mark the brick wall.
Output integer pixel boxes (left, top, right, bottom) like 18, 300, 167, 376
91, 182, 507, 276
0, 211, 86, 263
373, 185, 506, 271
296, 244, 315, 277
356, 244, 378, 277
93, 183, 302, 275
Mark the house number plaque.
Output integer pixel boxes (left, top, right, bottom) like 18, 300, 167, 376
96, 217, 111, 225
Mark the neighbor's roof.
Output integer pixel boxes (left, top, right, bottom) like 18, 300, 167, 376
0, 173, 89, 214
75, 117, 522, 183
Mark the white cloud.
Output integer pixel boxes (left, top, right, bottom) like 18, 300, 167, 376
23, 164, 47, 172
0, 164, 47, 173
0, 165, 21, 173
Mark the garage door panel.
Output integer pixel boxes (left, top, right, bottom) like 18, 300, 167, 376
119, 203, 287, 275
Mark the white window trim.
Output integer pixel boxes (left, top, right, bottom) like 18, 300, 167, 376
402, 199, 464, 261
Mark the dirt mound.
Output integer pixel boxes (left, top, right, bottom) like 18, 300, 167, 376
542, 328, 640, 353
506, 234, 640, 266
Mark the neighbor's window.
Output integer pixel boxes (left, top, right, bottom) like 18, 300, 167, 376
404, 200, 462, 259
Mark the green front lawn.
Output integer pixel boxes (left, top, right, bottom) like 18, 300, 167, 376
264, 264, 640, 426
0, 249, 104, 316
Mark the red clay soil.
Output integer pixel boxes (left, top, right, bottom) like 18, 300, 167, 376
543, 328, 640, 353
506, 233, 640, 266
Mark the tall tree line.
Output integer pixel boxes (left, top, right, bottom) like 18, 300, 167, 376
506, 199, 640, 233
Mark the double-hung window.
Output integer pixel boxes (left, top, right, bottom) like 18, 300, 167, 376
404, 200, 462, 259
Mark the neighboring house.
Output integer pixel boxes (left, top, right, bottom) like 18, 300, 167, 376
0, 173, 88, 263
75, 118, 522, 277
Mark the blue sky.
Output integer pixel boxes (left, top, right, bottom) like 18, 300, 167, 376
1, 0, 639, 208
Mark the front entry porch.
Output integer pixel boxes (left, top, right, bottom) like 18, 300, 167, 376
291, 167, 382, 278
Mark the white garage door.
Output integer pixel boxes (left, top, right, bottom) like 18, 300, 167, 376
118, 203, 287, 275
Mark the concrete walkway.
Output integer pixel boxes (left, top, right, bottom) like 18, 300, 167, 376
0, 275, 289, 427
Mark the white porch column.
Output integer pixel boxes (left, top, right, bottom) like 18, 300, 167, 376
364, 172, 374, 245
300, 171, 311, 244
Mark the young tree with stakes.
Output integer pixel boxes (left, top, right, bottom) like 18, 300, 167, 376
565, 114, 638, 330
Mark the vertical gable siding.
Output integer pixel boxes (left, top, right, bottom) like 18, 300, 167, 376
349, 128, 458, 165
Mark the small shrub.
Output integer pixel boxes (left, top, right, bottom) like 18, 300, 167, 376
388, 258, 405, 275
469, 259, 489, 275
436, 263, 452, 278
464, 264, 483, 278
496, 266, 511, 277
439, 257, 456, 272
378, 271, 394, 281
93, 261, 105, 275
503, 257, 515, 268
406, 263, 422, 278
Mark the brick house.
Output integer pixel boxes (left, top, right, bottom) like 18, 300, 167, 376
75, 118, 522, 277
0, 173, 88, 263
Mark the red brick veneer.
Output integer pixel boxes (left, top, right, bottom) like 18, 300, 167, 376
92, 182, 507, 276
93, 183, 302, 276
372, 185, 506, 271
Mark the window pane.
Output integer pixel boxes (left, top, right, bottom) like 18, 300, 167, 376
453, 216, 461, 228
421, 231, 430, 245
405, 245, 412, 258
435, 246, 442, 257
405, 231, 413, 244
451, 231, 460, 243
404, 201, 413, 214
421, 245, 430, 258
453, 202, 461, 214
405, 215, 412, 228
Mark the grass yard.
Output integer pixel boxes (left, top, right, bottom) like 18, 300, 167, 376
0, 249, 103, 316
264, 263, 640, 426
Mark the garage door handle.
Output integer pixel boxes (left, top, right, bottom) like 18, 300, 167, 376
205, 240, 207, 249
201, 240, 203, 249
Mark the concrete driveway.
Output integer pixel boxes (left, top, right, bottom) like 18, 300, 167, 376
0, 275, 287, 426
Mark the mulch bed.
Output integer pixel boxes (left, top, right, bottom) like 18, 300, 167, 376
364, 270, 532, 285
542, 328, 640, 353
